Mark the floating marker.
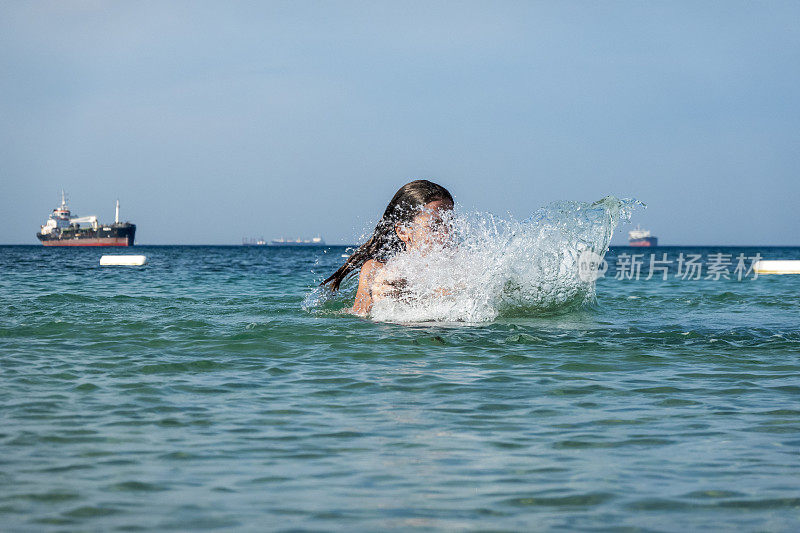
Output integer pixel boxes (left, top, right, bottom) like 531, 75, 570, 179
752, 260, 800, 275
100, 255, 147, 266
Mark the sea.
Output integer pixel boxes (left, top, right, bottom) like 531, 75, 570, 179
2, 236, 799, 530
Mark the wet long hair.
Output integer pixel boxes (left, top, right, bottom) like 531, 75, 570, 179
321, 180, 454, 291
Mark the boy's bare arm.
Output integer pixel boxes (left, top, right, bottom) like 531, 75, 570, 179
351, 260, 382, 315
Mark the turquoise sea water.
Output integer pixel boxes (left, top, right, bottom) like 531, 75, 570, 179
1, 244, 799, 531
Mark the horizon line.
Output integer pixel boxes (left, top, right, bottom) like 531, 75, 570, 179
2, 243, 800, 248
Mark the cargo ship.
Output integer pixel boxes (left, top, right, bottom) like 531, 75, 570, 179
266, 236, 325, 247
628, 226, 658, 247
36, 191, 136, 246
242, 237, 268, 246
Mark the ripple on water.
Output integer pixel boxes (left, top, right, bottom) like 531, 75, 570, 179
501, 491, 616, 508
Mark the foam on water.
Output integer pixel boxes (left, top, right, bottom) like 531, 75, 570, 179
307, 196, 639, 323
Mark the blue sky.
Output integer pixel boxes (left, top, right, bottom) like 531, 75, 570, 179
1, 1, 798, 245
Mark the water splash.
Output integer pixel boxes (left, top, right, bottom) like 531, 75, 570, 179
306, 196, 641, 323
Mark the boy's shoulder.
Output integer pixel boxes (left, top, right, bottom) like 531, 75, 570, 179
361, 259, 385, 272
360, 259, 387, 284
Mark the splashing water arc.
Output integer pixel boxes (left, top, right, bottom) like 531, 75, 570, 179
309, 196, 640, 323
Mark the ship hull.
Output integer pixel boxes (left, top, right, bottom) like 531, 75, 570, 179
37, 224, 136, 247
629, 237, 658, 247
40, 238, 131, 247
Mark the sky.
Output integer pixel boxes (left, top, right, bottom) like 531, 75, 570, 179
1, 1, 798, 245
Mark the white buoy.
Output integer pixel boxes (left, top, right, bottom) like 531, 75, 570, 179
100, 255, 147, 266
752, 260, 800, 275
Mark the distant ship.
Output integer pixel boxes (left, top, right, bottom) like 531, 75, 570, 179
36, 191, 136, 247
267, 236, 326, 247
628, 225, 658, 247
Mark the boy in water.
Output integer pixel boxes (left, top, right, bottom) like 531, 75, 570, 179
321, 180, 454, 315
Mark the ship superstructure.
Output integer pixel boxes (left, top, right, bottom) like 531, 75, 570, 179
36, 191, 136, 246
628, 225, 658, 247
